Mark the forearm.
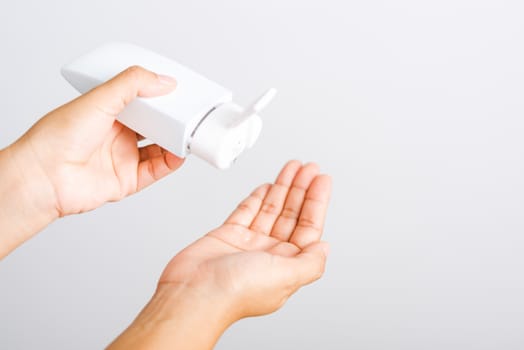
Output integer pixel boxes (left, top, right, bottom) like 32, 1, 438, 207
0, 142, 57, 259
107, 283, 235, 350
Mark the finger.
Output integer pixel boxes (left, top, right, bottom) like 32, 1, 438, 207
82, 65, 177, 117
270, 162, 320, 241
138, 143, 164, 161
249, 160, 302, 235
289, 175, 332, 248
136, 145, 184, 191
276, 241, 329, 289
267, 241, 301, 257
136, 133, 146, 141
225, 184, 271, 227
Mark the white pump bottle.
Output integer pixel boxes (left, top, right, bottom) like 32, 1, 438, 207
61, 42, 276, 169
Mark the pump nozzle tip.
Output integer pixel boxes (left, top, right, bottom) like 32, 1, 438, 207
252, 88, 277, 113
229, 88, 277, 128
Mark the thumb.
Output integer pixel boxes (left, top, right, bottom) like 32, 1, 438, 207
278, 241, 329, 290
44, 66, 177, 152
80, 65, 177, 117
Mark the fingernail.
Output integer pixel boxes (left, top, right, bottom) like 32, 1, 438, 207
157, 74, 177, 86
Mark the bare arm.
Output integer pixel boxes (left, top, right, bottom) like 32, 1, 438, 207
108, 161, 332, 350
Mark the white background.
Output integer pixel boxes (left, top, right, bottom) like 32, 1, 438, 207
1, 1, 523, 349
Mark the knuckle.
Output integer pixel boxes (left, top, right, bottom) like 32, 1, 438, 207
261, 182, 272, 192
260, 182, 272, 191
261, 202, 280, 215
298, 216, 322, 232
251, 184, 271, 200
124, 65, 145, 80
299, 216, 316, 227
280, 206, 299, 221
236, 201, 254, 215
237, 202, 251, 211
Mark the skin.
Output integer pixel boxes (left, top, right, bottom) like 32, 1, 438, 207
0, 66, 332, 349
0, 66, 183, 257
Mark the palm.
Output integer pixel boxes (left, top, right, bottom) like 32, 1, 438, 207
28, 108, 183, 216
159, 161, 332, 317
55, 122, 139, 213
53, 121, 163, 213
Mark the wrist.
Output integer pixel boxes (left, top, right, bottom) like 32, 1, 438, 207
107, 282, 237, 350
0, 142, 58, 258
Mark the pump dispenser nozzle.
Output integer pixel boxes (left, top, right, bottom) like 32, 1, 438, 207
189, 88, 277, 169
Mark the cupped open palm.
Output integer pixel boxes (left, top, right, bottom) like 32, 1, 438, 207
159, 161, 332, 318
